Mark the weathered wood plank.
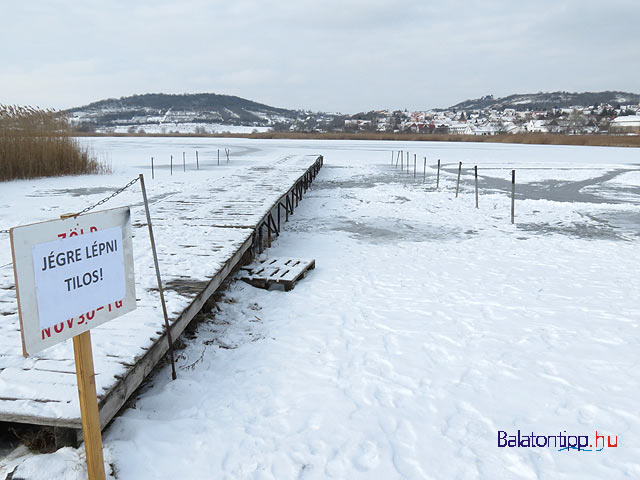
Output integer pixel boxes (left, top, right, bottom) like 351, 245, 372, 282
240, 258, 316, 291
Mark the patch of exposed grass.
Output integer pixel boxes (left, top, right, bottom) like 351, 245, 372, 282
7, 424, 56, 453
0, 105, 108, 181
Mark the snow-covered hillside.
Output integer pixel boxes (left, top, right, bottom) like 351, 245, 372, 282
451, 91, 640, 111
67, 93, 304, 134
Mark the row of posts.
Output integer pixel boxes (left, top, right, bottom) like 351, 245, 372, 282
150, 148, 231, 179
391, 150, 516, 224
256, 156, 324, 253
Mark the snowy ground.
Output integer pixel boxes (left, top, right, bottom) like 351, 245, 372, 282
1, 139, 640, 479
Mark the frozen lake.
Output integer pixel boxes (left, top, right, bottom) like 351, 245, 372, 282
1, 138, 639, 479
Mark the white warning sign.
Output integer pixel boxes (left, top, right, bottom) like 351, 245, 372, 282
32, 226, 127, 330
10, 207, 136, 356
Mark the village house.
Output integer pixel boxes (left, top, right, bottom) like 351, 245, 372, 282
609, 115, 640, 134
525, 119, 549, 133
448, 123, 474, 135
473, 124, 500, 135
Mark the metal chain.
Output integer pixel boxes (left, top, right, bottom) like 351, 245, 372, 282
0, 176, 140, 234
74, 176, 140, 217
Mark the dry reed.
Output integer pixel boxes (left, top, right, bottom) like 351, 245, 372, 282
73, 130, 640, 148
0, 105, 107, 181
243, 131, 640, 148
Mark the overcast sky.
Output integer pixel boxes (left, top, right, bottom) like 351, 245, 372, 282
1, 1, 639, 113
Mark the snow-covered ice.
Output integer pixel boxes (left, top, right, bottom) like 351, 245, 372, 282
1, 139, 639, 479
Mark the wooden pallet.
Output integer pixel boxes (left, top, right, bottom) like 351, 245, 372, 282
240, 258, 315, 291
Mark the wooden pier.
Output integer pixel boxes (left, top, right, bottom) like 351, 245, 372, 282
0, 154, 323, 444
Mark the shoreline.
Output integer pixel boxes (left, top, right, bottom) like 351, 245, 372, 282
70, 131, 640, 148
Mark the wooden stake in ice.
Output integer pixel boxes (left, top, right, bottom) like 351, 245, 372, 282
455, 161, 462, 198
217, 149, 220, 166
151, 157, 154, 180
474, 165, 479, 208
182, 152, 185, 172
413, 154, 416, 179
170, 155, 173, 176
423, 157, 426, 183
196, 151, 199, 170
511, 169, 516, 224
436, 159, 440, 189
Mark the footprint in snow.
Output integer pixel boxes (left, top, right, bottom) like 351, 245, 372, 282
352, 440, 380, 471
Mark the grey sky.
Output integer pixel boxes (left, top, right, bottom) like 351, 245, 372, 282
1, 1, 639, 113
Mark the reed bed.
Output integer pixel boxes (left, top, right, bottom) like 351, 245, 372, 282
74, 130, 640, 148
244, 131, 640, 148
0, 105, 106, 181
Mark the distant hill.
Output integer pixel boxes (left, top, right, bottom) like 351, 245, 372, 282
449, 91, 640, 111
67, 93, 303, 132
66, 90, 640, 135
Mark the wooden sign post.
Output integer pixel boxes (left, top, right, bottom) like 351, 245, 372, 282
60, 212, 107, 480
73, 330, 106, 480
10, 207, 136, 480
